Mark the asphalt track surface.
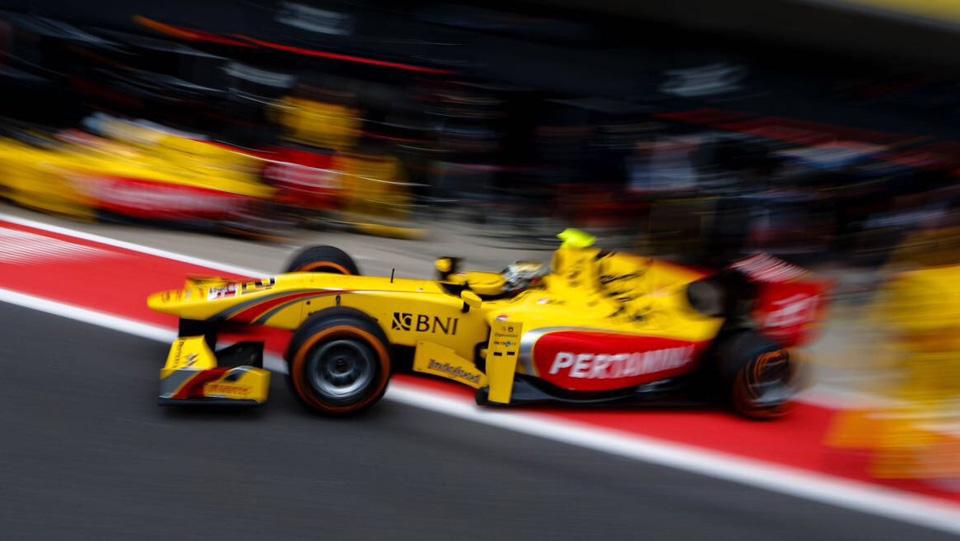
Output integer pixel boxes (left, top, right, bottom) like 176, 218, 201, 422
1, 303, 956, 540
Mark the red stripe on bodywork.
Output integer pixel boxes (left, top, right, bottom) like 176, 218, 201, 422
172, 368, 229, 399
227, 290, 343, 323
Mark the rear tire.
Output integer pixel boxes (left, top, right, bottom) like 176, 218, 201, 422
716, 331, 793, 419
285, 245, 360, 275
286, 312, 390, 415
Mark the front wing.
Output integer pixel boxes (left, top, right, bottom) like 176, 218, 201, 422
159, 336, 270, 406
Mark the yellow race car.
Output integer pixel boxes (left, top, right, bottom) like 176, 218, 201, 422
148, 230, 826, 418
0, 127, 274, 233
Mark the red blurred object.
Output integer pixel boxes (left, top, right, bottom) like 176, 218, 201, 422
754, 280, 828, 347
75, 176, 256, 220
732, 254, 830, 347
208, 143, 343, 213
262, 148, 342, 212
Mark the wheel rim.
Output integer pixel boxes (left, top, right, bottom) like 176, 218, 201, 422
737, 350, 793, 415
306, 339, 376, 401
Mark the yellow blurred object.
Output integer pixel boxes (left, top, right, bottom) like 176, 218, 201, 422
274, 96, 360, 151
831, 405, 960, 479
880, 267, 960, 402
842, 0, 960, 26
557, 228, 597, 249
827, 261, 960, 481
0, 137, 90, 220
335, 153, 409, 217
353, 222, 426, 240
826, 408, 885, 449
329, 152, 425, 238
887, 226, 960, 269
0, 130, 273, 222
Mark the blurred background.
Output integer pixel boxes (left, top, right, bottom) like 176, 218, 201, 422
1, 0, 959, 488
4, 0, 960, 261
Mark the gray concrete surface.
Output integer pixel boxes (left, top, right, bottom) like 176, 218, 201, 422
1, 303, 953, 541
0, 205, 546, 277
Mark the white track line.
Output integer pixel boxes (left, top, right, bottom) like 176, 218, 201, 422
0, 289, 291, 374
0, 212, 266, 276
0, 288, 176, 342
3, 215, 960, 534
390, 386, 960, 535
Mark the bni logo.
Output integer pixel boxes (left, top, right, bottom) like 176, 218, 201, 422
392, 312, 459, 335
392, 312, 413, 331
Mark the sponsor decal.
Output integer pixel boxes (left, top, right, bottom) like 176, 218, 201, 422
207, 278, 274, 301
392, 312, 459, 335
532, 331, 705, 391
392, 312, 412, 330
427, 359, 481, 385
184, 353, 198, 368
764, 294, 819, 329
207, 284, 239, 300
171, 338, 184, 367
205, 383, 250, 397
549, 346, 694, 380
241, 277, 276, 293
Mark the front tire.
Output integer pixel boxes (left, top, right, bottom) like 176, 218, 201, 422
286, 312, 390, 415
